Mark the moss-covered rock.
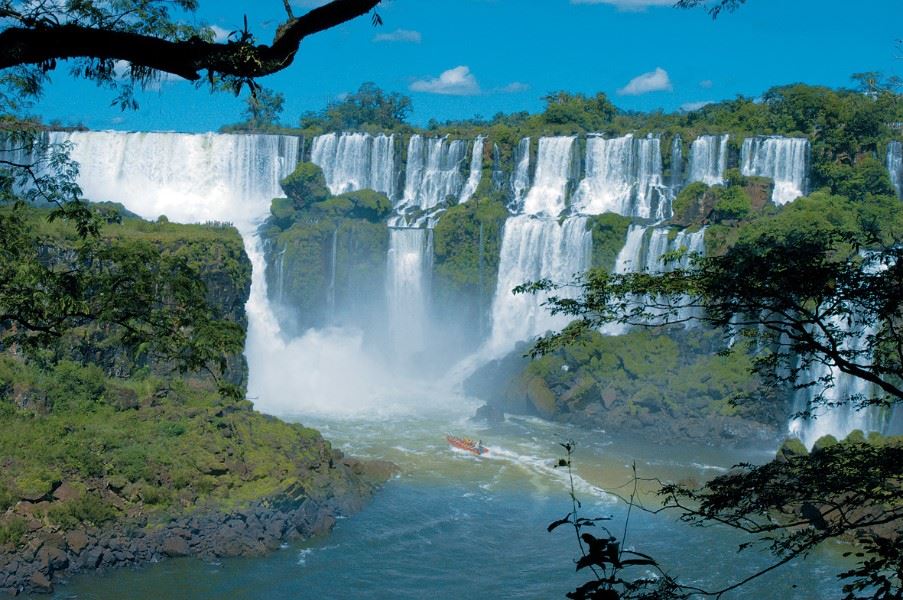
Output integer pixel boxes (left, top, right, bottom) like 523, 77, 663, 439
280, 162, 329, 211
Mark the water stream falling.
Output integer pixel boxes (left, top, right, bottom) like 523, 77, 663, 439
571, 134, 670, 219
310, 132, 396, 198
741, 136, 809, 205
688, 134, 729, 186
458, 136, 485, 204
521, 136, 575, 217
402, 135, 467, 211
484, 215, 591, 358
510, 137, 532, 210
887, 140, 902, 199
385, 227, 433, 363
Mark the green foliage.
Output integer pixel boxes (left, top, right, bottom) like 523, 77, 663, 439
711, 185, 751, 221
540, 92, 617, 132
672, 182, 709, 224
280, 162, 330, 210
819, 156, 897, 202
239, 88, 285, 131
0, 517, 27, 547
299, 82, 413, 133
587, 213, 632, 271
433, 194, 509, 301
314, 189, 393, 222
46, 493, 115, 529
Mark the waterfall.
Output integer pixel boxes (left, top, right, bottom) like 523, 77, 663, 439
788, 318, 890, 448
41, 130, 301, 411
491, 143, 506, 192
741, 136, 809, 205
510, 137, 532, 210
570, 134, 670, 220
602, 224, 705, 333
402, 135, 467, 211
458, 136, 485, 203
522, 136, 576, 217
670, 134, 684, 191
309, 132, 396, 199
386, 227, 433, 361
887, 141, 902, 199
688, 134, 729, 186
484, 215, 591, 357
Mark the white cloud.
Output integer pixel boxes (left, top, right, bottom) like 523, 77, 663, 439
373, 29, 422, 43
699, 79, 713, 89
410, 66, 481, 96
617, 67, 673, 96
498, 81, 530, 93
680, 101, 714, 112
571, 0, 674, 11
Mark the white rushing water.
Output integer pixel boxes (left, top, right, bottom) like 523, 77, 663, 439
670, 134, 684, 191
458, 136, 485, 204
521, 136, 575, 217
741, 136, 809, 205
402, 135, 467, 211
688, 134, 729, 186
510, 137, 532, 210
788, 317, 888, 448
887, 140, 902, 199
386, 227, 433, 362
571, 134, 670, 220
483, 215, 591, 357
310, 132, 396, 198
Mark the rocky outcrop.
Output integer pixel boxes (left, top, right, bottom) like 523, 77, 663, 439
0, 455, 395, 596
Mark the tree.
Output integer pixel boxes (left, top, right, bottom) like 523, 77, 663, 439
0, 0, 382, 105
299, 81, 413, 132
523, 191, 903, 596
240, 88, 285, 131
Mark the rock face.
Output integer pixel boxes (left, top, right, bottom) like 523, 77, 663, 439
0, 457, 395, 596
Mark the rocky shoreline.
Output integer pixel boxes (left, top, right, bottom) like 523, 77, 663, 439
0, 455, 395, 596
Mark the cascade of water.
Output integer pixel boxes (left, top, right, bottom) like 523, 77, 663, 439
484, 215, 591, 357
402, 135, 468, 211
386, 227, 433, 360
510, 137, 532, 209
309, 132, 396, 199
459, 136, 485, 203
688, 134, 729, 186
521, 136, 576, 217
670, 135, 684, 192
887, 141, 902, 199
491, 143, 506, 192
741, 136, 809, 205
43, 131, 301, 412
788, 318, 889, 448
570, 134, 670, 220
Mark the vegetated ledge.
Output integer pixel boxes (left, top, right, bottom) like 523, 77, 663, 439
0, 207, 396, 596
0, 440, 394, 596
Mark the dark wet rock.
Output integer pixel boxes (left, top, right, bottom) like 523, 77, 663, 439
472, 403, 505, 424
161, 536, 190, 558
29, 571, 52, 592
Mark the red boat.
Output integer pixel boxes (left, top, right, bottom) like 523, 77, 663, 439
446, 435, 488, 456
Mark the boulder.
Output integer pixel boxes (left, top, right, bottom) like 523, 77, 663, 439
161, 536, 190, 558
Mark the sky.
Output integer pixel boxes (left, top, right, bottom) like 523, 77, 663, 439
29, 0, 903, 132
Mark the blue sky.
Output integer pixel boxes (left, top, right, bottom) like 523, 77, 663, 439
30, 0, 902, 132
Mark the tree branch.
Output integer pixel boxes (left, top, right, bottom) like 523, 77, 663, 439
0, 0, 380, 82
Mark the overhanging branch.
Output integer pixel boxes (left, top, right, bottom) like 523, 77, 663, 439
0, 0, 380, 81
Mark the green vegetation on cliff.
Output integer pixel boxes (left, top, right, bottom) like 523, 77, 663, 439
262, 162, 392, 331
0, 205, 381, 556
